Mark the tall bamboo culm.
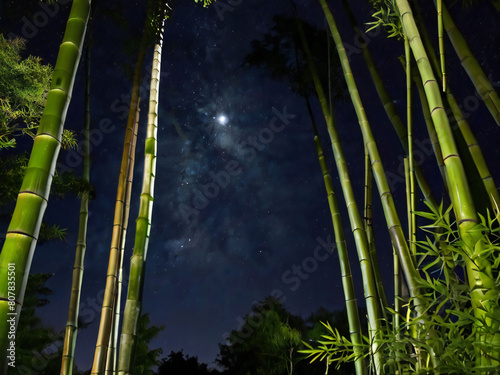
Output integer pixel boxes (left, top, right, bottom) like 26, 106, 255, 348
117, 22, 164, 375
60, 27, 92, 375
91, 46, 146, 374
0, 1, 91, 372
295, 7, 384, 373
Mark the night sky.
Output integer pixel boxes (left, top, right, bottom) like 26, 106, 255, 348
2, 0, 500, 371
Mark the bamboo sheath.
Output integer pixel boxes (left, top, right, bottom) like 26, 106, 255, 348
0, 1, 91, 372
91, 47, 146, 374
395, 0, 500, 367
117, 25, 164, 375
61, 31, 92, 375
299, 7, 384, 372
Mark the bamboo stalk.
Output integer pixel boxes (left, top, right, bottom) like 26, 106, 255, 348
437, 0, 446, 92
314, 135, 367, 375
91, 46, 146, 375
117, 20, 165, 375
0, 1, 91, 371
434, 0, 500, 126
296, 7, 384, 372
61, 29, 92, 375
405, 37, 417, 262
107, 98, 140, 375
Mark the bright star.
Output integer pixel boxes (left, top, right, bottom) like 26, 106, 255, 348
217, 114, 228, 125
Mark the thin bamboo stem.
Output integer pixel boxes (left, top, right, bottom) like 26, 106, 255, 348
435, 0, 500, 126
117, 23, 164, 375
91, 46, 146, 375
405, 37, 417, 262
61, 29, 92, 375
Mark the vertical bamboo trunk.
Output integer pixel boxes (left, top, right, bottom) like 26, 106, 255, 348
434, 0, 500, 126
395, 0, 500, 367
60, 31, 92, 375
106, 101, 140, 375
295, 8, 384, 372
405, 37, 417, 262
91, 46, 146, 375
117, 27, 164, 375
0, 1, 90, 372
314, 135, 367, 375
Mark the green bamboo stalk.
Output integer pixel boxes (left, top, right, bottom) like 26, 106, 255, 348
296, 9, 384, 373
434, 0, 500, 126
445, 93, 500, 210
91, 46, 146, 375
437, 0, 446, 92
315, 135, 367, 375
340, 0, 437, 208
395, 0, 500, 367
405, 37, 417, 262
60, 30, 92, 375
117, 23, 164, 375
0, 1, 90, 372
363, 149, 388, 314
408, 59, 449, 192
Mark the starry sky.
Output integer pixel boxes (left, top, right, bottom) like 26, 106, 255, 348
2, 0, 500, 371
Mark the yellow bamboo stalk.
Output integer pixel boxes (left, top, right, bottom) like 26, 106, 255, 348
91, 47, 145, 375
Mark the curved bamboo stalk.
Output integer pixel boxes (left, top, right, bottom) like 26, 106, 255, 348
91, 46, 146, 375
117, 23, 165, 375
434, 0, 500, 126
395, 0, 500, 367
296, 8, 384, 372
61, 29, 92, 375
0, 0, 91, 371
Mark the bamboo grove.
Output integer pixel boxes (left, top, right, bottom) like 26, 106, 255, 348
0, 0, 499, 374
